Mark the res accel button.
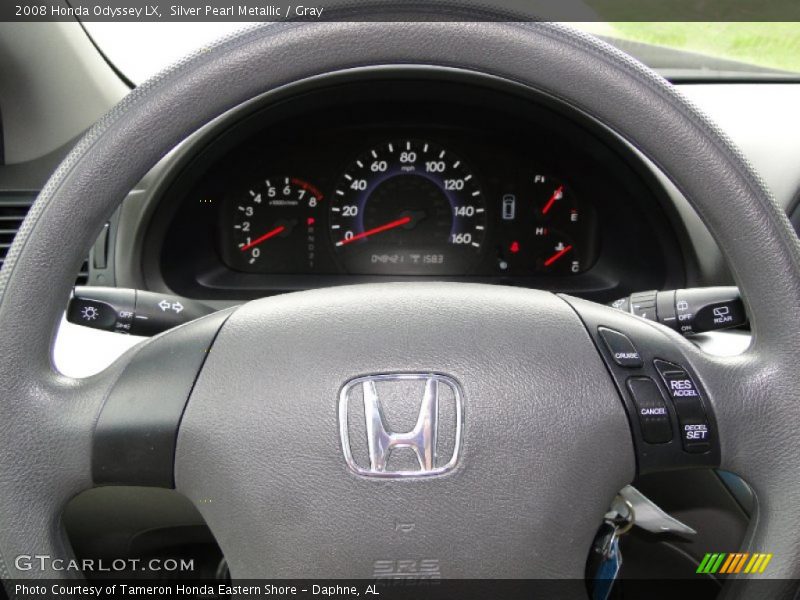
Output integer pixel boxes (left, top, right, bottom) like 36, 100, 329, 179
598, 327, 643, 368
658, 369, 701, 400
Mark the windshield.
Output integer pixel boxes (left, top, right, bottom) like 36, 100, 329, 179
83, 22, 800, 84
581, 22, 800, 77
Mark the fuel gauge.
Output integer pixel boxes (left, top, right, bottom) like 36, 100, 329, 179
535, 175, 579, 224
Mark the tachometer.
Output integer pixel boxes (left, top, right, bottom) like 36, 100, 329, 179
223, 176, 322, 273
329, 140, 486, 275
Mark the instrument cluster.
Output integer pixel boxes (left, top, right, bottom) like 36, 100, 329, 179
149, 76, 680, 301
221, 138, 598, 278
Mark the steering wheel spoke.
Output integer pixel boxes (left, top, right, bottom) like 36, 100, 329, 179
91, 308, 234, 487
564, 295, 727, 475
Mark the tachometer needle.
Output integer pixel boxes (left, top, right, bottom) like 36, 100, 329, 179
541, 185, 564, 215
239, 225, 285, 252
543, 244, 573, 267
336, 216, 412, 247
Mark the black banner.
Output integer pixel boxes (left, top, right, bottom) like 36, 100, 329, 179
3, 0, 800, 22
3, 578, 798, 600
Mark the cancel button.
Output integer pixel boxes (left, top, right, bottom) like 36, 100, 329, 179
626, 377, 673, 444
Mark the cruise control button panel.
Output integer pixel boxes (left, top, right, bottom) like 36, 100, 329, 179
563, 295, 721, 475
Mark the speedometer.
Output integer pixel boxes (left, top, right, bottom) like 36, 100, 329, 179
329, 140, 486, 275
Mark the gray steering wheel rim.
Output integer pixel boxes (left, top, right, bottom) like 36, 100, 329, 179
0, 18, 798, 593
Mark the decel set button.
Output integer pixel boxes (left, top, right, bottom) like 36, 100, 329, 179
626, 377, 672, 444
655, 360, 712, 453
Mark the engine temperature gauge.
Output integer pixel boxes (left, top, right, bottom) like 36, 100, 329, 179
534, 231, 580, 274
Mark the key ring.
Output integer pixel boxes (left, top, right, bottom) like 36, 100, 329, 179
611, 498, 636, 536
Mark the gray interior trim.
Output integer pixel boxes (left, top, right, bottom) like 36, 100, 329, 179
0, 22, 128, 164
0, 140, 78, 191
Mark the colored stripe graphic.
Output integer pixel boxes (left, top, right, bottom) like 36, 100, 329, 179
700, 553, 774, 575
698, 553, 726, 574
719, 554, 736, 573
697, 554, 712, 573
734, 553, 749, 573
728, 554, 743, 573
759, 554, 773, 573
728, 553, 742, 574
744, 554, 760, 573
710, 554, 726, 573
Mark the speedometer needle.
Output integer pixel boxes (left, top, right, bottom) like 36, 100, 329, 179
336, 216, 412, 247
240, 225, 285, 252
543, 244, 573, 267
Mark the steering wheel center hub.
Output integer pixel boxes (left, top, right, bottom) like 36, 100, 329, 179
174, 283, 634, 578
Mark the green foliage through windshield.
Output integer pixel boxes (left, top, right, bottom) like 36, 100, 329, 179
592, 23, 800, 74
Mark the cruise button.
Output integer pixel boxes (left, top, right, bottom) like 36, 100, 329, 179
598, 327, 643, 368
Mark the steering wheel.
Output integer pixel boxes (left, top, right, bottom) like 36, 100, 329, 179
1, 19, 799, 599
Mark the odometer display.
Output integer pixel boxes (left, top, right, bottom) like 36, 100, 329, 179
329, 140, 486, 275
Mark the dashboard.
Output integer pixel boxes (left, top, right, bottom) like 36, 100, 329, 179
140, 73, 686, 302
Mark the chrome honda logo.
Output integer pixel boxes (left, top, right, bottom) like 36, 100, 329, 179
338, 374, 463, 478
